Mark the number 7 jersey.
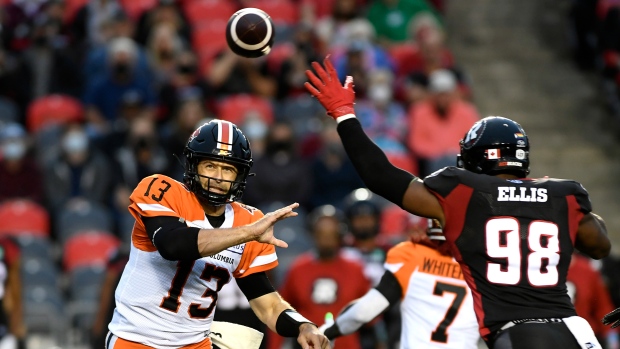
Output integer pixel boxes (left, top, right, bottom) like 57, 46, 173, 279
109, 174, 278, 348
424, 167, 591, 339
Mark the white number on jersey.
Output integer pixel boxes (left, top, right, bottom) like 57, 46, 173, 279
485, 218, 560, 286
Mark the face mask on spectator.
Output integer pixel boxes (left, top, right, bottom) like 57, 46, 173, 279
62, 131, 89, 154
243, 118, 268, 141
368, 84, 392, 105
177, 64, 197, 75
2, 141, 26, 160
113, 62, 131, 78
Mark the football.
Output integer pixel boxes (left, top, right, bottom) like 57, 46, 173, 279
226, 8, 275, 58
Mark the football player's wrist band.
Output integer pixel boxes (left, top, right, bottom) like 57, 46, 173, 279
335, 113, 356, 123
276, 310, 315, 337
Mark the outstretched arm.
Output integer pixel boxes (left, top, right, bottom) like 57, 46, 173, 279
576, 212, 610, 259
305, 57, 444, 222
142, 202, 299, 260
320, 271, 402, 339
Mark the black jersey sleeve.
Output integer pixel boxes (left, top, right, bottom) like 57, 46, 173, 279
572, 182, 592, 213
423, 167, 464, 199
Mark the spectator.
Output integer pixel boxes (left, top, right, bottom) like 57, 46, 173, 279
0, 123, 45, 204
2, 0, 49, 52
208, 49, 277, 98
71, 0, 124, 47
0, 50, 30, 122
145, 23, 186, 88
83, 37, 156, 136
314, 0, 364, 53
161, 97, 213, 181
567, 253, 619, 349
242, 122, 312, 209
268, 205, 370, 349
406, 69, 479, 176
354, 68, 409, 152
44, 122, 113, 211
157, 50, 212, 123
111, 116, 169, 225
134, 0, 191, 46
18, 14, 83, 100
275, 23, 320, 100
309, 124, 364, 209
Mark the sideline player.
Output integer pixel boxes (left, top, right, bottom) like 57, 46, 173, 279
319, 219, 479, 348
305, 57, 611, 349
107, 119, 329, 349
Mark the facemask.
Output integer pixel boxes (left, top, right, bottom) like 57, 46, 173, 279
368, 84, 392, 104
2, 141, 26, 160
62, 131, 89, 154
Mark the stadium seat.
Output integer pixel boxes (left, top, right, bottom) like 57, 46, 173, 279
0, 199, 50, 238
118, 0, 158, 21
63, 232, 120, 272
182, 0, 237, 26
56, 198, 114, 245
193, 20, 229, 74
24, 286, 67, 343
274, 95, 325, 137
21, 257, 61, 289
26, 94, 84, 134
217, 94, 274, 127
245, 0, 299, 27
69, 265, 106, 302
265, 43, 295, 73
379, 203, 411, 240
16, 235, 56, 262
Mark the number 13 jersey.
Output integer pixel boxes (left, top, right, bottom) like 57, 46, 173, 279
424, 167, 591, 339
109, 174, 278, 348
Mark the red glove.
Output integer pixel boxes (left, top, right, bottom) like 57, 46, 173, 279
305, 56, 356, 120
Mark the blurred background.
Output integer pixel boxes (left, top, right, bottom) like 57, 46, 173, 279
0, 0, 620, 348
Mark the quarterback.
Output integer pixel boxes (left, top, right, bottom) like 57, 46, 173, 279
106, 119, 329, 349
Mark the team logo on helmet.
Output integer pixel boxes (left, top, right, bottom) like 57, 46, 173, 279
189, 127, 201, 141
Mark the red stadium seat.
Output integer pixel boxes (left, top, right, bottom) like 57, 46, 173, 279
63, 231, 121, 272
118, 0, 158, 21
26, 95, 84, 134
266, 43, 295, 73
217, 94, 274, 126
0, 199, 50, 238
182, 0, 237, 26
193, 19, 228, 74
379, 203, 410, 239
245, 0, 299, 27
62, 0, 88, 23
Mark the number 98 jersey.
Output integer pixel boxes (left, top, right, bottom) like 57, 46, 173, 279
108, 175, 277, 348
424, 167, 591, 340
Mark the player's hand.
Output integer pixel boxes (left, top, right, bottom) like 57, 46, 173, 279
318, 312, 336, 348
304, 56, 355, 120
603, 307, 620, 328
297, 323, 331, 349
250, 202, 299, 248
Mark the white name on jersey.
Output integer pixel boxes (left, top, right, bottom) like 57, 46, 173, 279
497, 187, 548, 202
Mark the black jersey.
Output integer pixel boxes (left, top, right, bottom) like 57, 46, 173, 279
424, 167, 591, 339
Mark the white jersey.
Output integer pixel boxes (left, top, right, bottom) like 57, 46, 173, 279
109, 175, 277, 349
384, 242, 479, 349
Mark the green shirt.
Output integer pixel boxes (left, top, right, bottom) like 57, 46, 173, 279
366, 0, 442, 42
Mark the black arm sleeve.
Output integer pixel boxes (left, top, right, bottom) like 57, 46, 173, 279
374, 270, 403, 305
236, 272, 276, 301
337, 118, 417, 208
141, 215, 202, 261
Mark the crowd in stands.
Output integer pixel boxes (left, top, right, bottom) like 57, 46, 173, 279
0, 0, 617, 348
